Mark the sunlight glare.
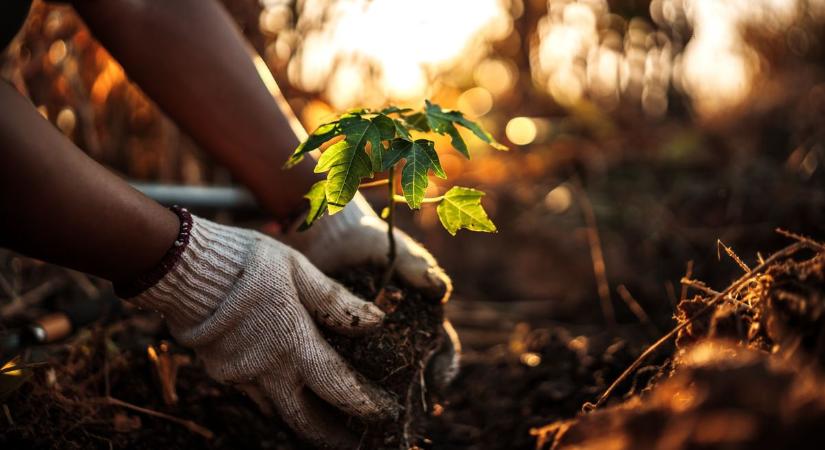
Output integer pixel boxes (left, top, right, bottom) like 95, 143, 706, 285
290, 0, 510, 107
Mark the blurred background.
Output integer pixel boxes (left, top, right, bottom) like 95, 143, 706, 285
3, 0, 823, 321
2, 0, 825, 447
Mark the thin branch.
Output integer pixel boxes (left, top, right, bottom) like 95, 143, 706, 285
776, 228, 825, 252
359, 179, 389, 189
616, 285, 655, 333
679, 261, 694, 302
392, 194, 443, 204
379, 168, 398, 290
95, 396, 213, 439
583, 241, 806, 413
0, 361, 49, 374
717, 240, 750, 272
571, 178, 615, 328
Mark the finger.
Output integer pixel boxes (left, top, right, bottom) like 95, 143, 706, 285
426, 319, 462, 391
259, 375, 357, 449
292, 253, 385, 335
301, 338, 400, 421
237, 383, 274, 416
391, 227, 453, 303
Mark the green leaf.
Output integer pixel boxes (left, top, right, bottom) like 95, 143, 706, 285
436, 186, 497, 235
424, 100, 508, 156
314, 139, 372, 214
399, 139, 446, 209
393, 119, 411, 139
373, 114, 396, 139
344, 107, 369, 116
284, 121, 341, 168
381, 106, 413, 115
381, 138, 446, 208
382, 138, 412, 171
368, 114, 395, 172
299, 180, 327, 231
404, 112, 430, 132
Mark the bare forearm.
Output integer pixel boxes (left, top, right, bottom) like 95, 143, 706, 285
0, 82, 179, 283
72, 0, 318, 219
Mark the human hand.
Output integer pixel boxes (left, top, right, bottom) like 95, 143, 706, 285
122, 210, 398, 448
284, 193, 452, 303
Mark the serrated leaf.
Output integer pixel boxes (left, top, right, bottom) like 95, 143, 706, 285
382, 138, 412, 171
404, 112, 430, 132
436, 186, 497, 235
299, 180, 327, 231
284, 120, 341, 168
368, 114, 395, 171
314, 140, 372, 214
400, 140, 446, 209
424, 100, 508, 155
373, 114, 396, 139
393, 119, 411, 139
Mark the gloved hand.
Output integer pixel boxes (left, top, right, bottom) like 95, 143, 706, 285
283, 193, 460, 388
122, 210, 398, 448
284, 193, 452, 303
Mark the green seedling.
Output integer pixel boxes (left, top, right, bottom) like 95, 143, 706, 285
285, 100, 507, 287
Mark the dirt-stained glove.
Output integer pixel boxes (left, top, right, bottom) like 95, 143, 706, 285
285, 192, 452, 303
121, 210, 398, 448
284, 193, 461, 388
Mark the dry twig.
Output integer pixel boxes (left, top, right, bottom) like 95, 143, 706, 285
94, 396, 214, 439
582, 241, 806, 412
571, 178, 615, 328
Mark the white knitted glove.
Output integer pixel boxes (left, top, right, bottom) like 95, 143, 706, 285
125, 213, 399, 448
285, 193, 452, 303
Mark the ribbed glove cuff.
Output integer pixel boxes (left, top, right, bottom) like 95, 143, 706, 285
122, 213, 258, 329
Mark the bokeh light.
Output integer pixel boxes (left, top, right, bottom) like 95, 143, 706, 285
506, 116, 538, 145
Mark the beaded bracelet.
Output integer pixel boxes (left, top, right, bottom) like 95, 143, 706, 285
114, 205, 193, 298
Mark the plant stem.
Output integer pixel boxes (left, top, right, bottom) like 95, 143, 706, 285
392, 194, 444, 204
359, 179, 389, 189
380, 167, 397, 289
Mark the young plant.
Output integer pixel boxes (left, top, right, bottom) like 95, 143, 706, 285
284, 100, 507, 286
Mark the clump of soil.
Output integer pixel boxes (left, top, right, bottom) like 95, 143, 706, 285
534, 244, 825, 450
676, 250, 825, 365
328, 265, 445, 449
540, 340, 825, 450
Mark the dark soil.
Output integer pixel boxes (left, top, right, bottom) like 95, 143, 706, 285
3, 247, 825, 450
325, 265, 445, 449
422, 324, 654, 450
534, 245, 825, 450
545, 340, 825, 450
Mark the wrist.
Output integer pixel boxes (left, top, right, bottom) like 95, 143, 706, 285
114, 205, 193, 298
116, 209, 257, 328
